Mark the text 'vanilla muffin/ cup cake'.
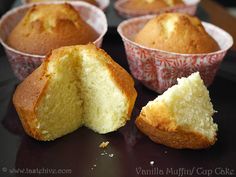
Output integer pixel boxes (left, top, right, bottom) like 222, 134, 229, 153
0, 2, 107, 80
118, 13, 233, 93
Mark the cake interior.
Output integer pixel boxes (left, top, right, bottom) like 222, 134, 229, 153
147, 72, 217, 141
35, 48, 128, 140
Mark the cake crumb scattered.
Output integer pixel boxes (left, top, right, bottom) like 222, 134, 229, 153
99, 141, 110, 148
150, 161, 154, 166
109, 153, 114, 158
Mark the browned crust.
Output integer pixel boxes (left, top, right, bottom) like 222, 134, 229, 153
135, 102, 216, 149
7, 3, 98, 55
134, 13, 220, 54
13, 44, 137, 141
13, 61, 50, 140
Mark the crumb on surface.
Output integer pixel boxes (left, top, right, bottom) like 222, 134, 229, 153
109, 153, 114, 158
150, 161, 154, 166
99, 141, 110, 148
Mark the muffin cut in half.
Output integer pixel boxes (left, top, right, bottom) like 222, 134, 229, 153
135, 72, 218, 149
13, 44, 137, 141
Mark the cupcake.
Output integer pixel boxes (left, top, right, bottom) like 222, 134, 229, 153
7, 3, 98, 55
114, 0, 199, 18
0, 1, 107, 80
117, 14, 233, 93
24, 0, 98, 6
120, 0, 184, 12
134, 13, 220, 54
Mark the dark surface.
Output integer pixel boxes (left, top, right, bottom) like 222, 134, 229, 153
1, 1, 236, 177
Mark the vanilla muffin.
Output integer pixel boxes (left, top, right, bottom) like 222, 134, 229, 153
25, 0, 98, 6
7, 3, 98, 55
13, 44, 137, 141
121, 0, 184, 12
135, 72, 218, 149
134, 13, 220, 54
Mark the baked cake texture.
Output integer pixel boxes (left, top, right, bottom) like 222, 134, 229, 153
7, 3, 98, 55
13, 44, 137, 141
135, 72, 218, 149
134, 13, 220, 54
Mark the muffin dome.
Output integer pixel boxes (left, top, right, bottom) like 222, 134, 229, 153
134, 13, 220, 54
25, 0, 98, 6
7, 3, 98, 55
121, 0, 184, 11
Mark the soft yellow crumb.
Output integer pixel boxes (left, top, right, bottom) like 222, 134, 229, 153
99, 141, 110, 148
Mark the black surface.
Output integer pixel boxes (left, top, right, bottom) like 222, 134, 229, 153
0, 1, 236, 177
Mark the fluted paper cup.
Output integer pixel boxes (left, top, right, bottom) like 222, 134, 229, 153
21, 0, 110, 11
0, 1, 108, 80
117, 15, 233, 93
114, 0, 200, 18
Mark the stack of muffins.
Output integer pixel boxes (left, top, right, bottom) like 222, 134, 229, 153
0, 0, 233, 150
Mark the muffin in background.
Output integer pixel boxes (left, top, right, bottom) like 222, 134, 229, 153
134, 13, 220, 54
7, 3, 98, 55
24, 0, 98, 6
120, 0, 184, 12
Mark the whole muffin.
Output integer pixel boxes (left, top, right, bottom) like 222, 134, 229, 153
7, 3, 98, 55
25, 0, 98, 6
121, 0, 184, 11
134, 13, 220, 54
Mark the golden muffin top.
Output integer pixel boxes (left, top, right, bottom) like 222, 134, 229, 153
7, 3, 98, 55
134, 13, 220, 54
25, 0, 98, 6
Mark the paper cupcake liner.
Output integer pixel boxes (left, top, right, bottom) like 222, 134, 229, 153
21, 0, 110, 11
0, 1, 107, 80
114, 0, 200, 18
118, 15, 233, 93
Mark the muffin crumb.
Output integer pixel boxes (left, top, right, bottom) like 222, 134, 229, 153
150, 161, 154, 166
109, 153, 114, 158
99, 141, 110, 148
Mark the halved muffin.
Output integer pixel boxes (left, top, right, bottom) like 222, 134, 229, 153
13, 44, 137, 141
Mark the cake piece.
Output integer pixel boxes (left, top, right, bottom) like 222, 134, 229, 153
135, 72, 218, 149
13, 44, 137, 141
134, 13, 220, 54
7, 3, 98, 55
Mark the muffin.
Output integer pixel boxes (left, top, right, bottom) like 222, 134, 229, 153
121, 0, 184, 12
7, 3, 98, 55
134, 13, 220, 54
13, 44, 137, 141
135, 72, 218, 149
25, 0, 98, 6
